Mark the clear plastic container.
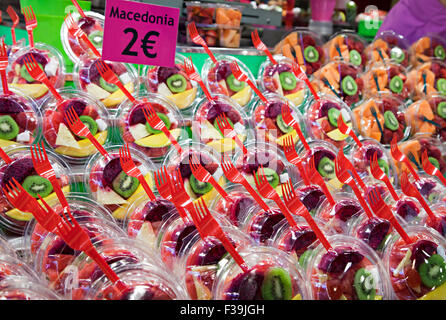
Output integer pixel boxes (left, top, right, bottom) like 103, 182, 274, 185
201, 55, 254, 108
306, 234, 393, 300
0, 146, 71, 235
73, 52, 139, 110
406, 60, 446, 101
324, 30, 369, 69
185, 23, 218, 48
142, 53, 200, 114
39, 87, 111, 165
186, 2, 217, 25
85, 144, 157, 221
366, 30, 411, 68
213, 245, 308, 300
191, 94, 251, 155
409, 33, 446, 67
0, 277, 61, 300
6, 43, 66, 102
383, 225, 446, 300
215, 5, 243, 28
0, 254, 40, 282
0, 235, 16, 257
353, 93, 411, 146
60, 11, 105, 64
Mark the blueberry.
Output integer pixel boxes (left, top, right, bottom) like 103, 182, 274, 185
396, 199, 420, 221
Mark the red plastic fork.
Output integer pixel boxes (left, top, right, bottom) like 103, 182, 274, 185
335, 157, 374, 218
215, 113, 248, 156
7, 6, 19, 46
291, 62, 320, 102
142, 103, 183, 154
0, 39, 11, 95
65, 13, 101, 57
119, 144, 156, 201
169, 167, 201, 215
220, 155, 270, 212
251, 29, 277, 65
283, 135, 310, 185
188, 153, 229, 200
71, 0, 87, 18
390, 135, 421, 181
22, 54, 64, 102
65, 106, 110, 159
187, 22, 217, 64
280, 104, 310, 151
337, 149, 367, 191
282, 179, 332, 251
95, 59, 136, 102
22, 6, 37, 48
337, 115, 362, 147
306, 155, 336, 206
230, 61, 268, 103
370, 152, 399, 201
30, 141, 69, 208
183, 56, 214, 102
400, 171, 437, 223
191, 198, 249, 272
422, 150, 446, 187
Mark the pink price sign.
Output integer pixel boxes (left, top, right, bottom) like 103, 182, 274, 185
102, 0, 180, 67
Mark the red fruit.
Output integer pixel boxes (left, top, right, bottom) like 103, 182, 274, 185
355, 78, 364, 91
82, 105, 99, 119
326, 279, 343, 300
302, 35, 316, 47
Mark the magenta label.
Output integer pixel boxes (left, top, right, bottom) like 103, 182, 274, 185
102, 0, 179, 67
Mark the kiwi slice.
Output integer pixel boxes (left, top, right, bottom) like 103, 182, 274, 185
189, 174, 213, 195
383, 111, 399, 131
327, 108, 341, 127
99, 77, 119, 93
434, 45, 446, 60
255, 168, 279, 189
298, 249, 313, 268
166, 74, 187, 93
377, 158, 390, 176
76, 115, 98, 139
354, 268, 376, 300
437, 101, 446, 119
304, 46, 319, 63
261, 267, 293, 300
390, 47, 405, 63
0, 115, 19, 141
112, 171, 140, 198
20, 63, 43, 83
428, 157, 440, 169
349, 50, 362, 66
317, 157, 335, 179
276, 114, 293, 134
341, 75, 358, 96
213, 117, 233, 136
22, 175, 53, 199
88, 30, 103, 47
279, 72, 297, 91
418, 254, 446, 288
390, 76, 403, 94
226, 74, 245, 92
145, 113, 171, 134
437, 78, 446, 94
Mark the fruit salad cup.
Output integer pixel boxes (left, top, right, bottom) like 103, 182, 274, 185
0, 277, 61, 300
325, 31, 368, 69
306, 234, 392, 300
0, 89, 41, 148
392, 195, 428, 226
407, 60, 446, 100
201, 55, 254, 108
353, 94, 410, 146
0, 146, 71, 235
366, 31, 410, 68
250, 93, 308, 151
213, 245, 307, 300
116, 93, 187, 161
311, 61, 364, 108
406, 95, 446, 141
304, 94, 356, 150
192, 95, 250, 155
74, 53, 138, 110
383, 225, 446, 300
41, 88, 110, 165
163, 141, 225, 207
60, 11, 104, 63
85, 145, 156, 221
272, 28, 326, 76
410, 34, 446, 67
180, 226, 251, 300
6, 43, 65, 101
362, 62, 412, 101
242, 207, 285, 245
257, 55, 308, 107
143, 53, 199, 115
413, 174, 446, 205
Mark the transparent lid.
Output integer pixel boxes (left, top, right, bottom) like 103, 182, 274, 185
410, 33, 446, 67
325, 30, 368, 69
0, 277, 61, 300
406, 60, 446, 100
367, 30, 410, 68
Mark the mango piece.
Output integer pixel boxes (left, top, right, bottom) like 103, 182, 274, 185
134, 128, 183, 148
418, 282, 446, 300
0, 139, 21, 148
285, 90, 305, 107
9, 83, 48, 99
294, 45, 304, 66
230, 86, 251, 107
207, 135, 246, 153
101, 82, 134, 108
168, 87, 197, 109
276, 130, 299, 146
55, 131, 107, 157
326, 128, 349, 141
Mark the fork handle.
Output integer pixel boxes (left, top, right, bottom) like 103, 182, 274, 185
351, 185, 374, 218
351, 169, 367, 191
294, 160, 310, 186
402, 158, 421, 181
301, 210, 332, 251
238, 180, 270, 212
208, 177, 229, 199
382, 176, 400, 201
315, 179, 336, 206
41, 78, 64, 103
196, 79, 214, 102
137, 176, 156, 201
27, 30, 34, 48
49, 176, 69, 208
216, 234, 249, 273
245, 79, 268, 103
290, 123, 310, 152
159, 127, 183, 154
0, 71, 11, 96
388, 215, 412, 244
272, 194, 298, 228
86, 132, 110, 159
349, 132, 363, 148
415, 194, 437, 222
79, 33, 101, 57
11, 28, 17, 46
292, 65, 320, 102
232, 135, 248, 156
435, 172, 446, 187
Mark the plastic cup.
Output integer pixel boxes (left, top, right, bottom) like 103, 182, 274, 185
409, 33, 446, 67
383, 225, 446, 300
115, 93, 186, 162
366, 30, 411, 68
142, 53, 200, 116
84, 144, 157, 221
0, 145, 72, 235
73, 52, 139, 111
0, 235, 16, 257
306, 234, 393, 300
324, 31, 368, 69
213, 245, 308, 300
0, 277, 61, 300
406, 60, 446, 101
6, 43, 66, 102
